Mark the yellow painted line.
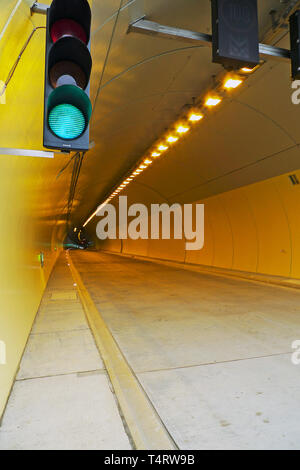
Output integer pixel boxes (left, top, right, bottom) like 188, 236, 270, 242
66, 251, 177, 451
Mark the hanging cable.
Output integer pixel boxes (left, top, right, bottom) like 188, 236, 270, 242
67, 155, 80, 218
91, 0, 124, 116
66, 151, 86, 224
56, 152, 80, 180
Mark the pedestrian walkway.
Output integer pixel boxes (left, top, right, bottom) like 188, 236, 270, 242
0, 254, 131, 450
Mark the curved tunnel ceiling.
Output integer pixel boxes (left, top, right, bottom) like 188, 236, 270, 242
70, 0, 300, 231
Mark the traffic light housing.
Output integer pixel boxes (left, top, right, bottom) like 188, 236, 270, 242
290, 11, 300, 80
211, 0, 260, 70
43, 0, 92, 152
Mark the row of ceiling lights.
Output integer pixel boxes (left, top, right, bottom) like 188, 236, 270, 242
83, 66, 258, 227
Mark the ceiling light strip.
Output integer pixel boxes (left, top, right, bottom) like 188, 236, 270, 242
83, 65, 259, 227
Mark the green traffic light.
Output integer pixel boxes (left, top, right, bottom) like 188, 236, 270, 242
48, 103, 85, 139
47, 84, 92, 141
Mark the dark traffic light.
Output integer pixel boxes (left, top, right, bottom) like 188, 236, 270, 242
211, 0, 260, 70
43, 0, 92, 152
290, 11, 300, 80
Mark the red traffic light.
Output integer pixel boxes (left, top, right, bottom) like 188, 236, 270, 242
51, 19, 88, 44
49, 0, 91, 43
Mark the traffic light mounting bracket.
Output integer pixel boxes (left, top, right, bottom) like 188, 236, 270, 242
30, 2, 48, 15
128, 18, 291, 64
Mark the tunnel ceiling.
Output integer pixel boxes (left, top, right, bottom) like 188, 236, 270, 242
72, 0, 300, 229
2, 0, 300, 237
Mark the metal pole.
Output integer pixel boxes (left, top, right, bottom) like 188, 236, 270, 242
128, 18, 291, 63
30, 2, 48, 15
0, 148, 54, 158
128, 19, 213, 47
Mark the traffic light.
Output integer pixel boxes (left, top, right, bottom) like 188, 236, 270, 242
43, 0, 92, 152
290, 11, 300, 80
211, 0, 260, 70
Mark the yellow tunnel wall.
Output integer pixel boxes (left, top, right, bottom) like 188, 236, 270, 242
96, 170, 300, 280
0, 1, 63, 419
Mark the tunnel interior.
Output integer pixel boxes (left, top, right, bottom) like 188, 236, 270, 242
0, 0, 300, 451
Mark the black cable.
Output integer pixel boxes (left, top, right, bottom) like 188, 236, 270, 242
69, 153, 84, 216
56, 152, 80, 180
67, 155, 80, 216
66, 152, 86, 225
69, 157, 80, 207
66, 157, 78, 221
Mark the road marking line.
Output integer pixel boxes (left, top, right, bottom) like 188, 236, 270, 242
66, 251, 177, 450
